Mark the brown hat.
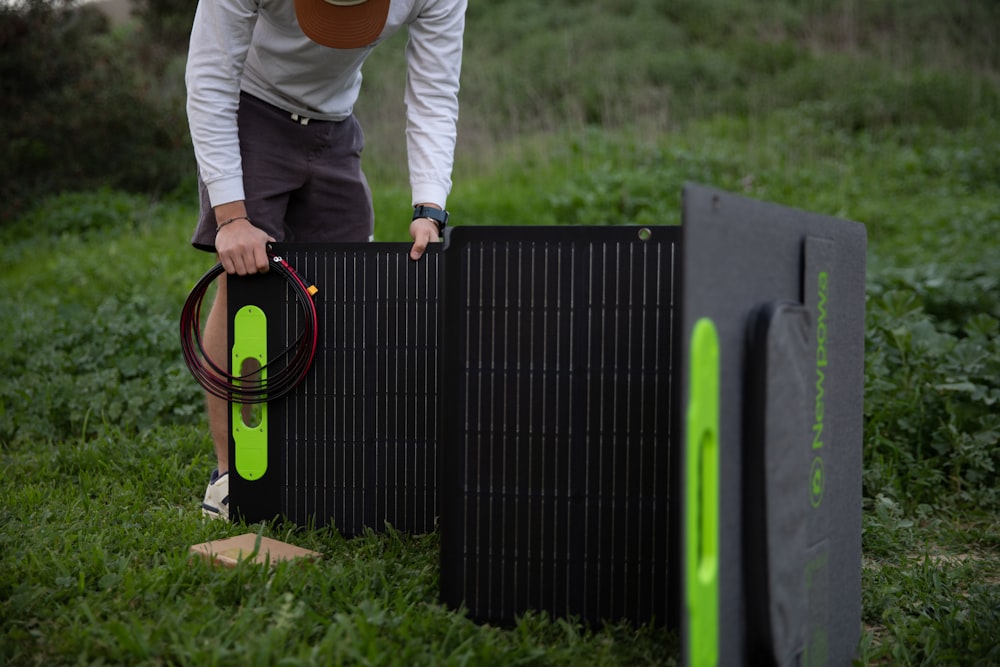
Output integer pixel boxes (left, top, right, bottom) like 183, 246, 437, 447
295, 0, 391, 49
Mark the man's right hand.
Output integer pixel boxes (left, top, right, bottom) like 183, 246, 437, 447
213, 204, 276, 275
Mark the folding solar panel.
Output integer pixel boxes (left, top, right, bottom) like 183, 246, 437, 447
226, 243, 441, 535
220, 184, 868, 667
678, 185, 867, 667
437, 226, 682, 627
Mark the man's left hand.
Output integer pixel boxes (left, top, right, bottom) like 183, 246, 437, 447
409, 217, 441, 260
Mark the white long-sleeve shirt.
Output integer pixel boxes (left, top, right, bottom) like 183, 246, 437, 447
185, 0, 465, 209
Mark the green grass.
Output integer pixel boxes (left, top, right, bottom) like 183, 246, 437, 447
1, 424, 678, 665
3, 0, 1000, 664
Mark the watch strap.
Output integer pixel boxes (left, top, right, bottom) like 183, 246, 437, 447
412, 205, 449, 231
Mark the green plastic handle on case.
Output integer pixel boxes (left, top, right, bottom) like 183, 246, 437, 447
686, 317, 720, 667
232, 305, 268, 480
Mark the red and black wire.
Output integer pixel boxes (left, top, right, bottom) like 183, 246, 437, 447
180, 252, 319, 404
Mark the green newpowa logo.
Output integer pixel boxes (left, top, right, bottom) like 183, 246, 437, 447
811, 271, 829, 508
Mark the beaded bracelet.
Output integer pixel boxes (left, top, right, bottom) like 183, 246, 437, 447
216, 215, 250, 234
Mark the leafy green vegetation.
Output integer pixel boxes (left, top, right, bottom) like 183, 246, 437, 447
0, 0, 192, 221
2, 0, 999, 664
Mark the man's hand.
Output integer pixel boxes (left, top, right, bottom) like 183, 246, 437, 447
409, 217, 441, 261
213, 202, 275, 275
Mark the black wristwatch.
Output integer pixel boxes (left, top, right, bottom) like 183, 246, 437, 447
412, 205, 449, 233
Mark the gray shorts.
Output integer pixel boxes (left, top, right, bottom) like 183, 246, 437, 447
192, 92, 374, 252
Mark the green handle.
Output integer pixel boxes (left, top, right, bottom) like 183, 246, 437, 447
232, 305, 268, 480
686, 318, 720, 667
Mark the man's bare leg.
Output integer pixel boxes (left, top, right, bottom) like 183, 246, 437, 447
202, 273, 229, 474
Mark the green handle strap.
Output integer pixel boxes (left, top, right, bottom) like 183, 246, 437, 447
686, 318, 720, 667
232, 305, 268, 480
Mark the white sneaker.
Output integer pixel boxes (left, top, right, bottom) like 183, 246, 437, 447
201, 470, 230, 520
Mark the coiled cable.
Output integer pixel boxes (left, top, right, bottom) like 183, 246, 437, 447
180, 252, 319, 404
